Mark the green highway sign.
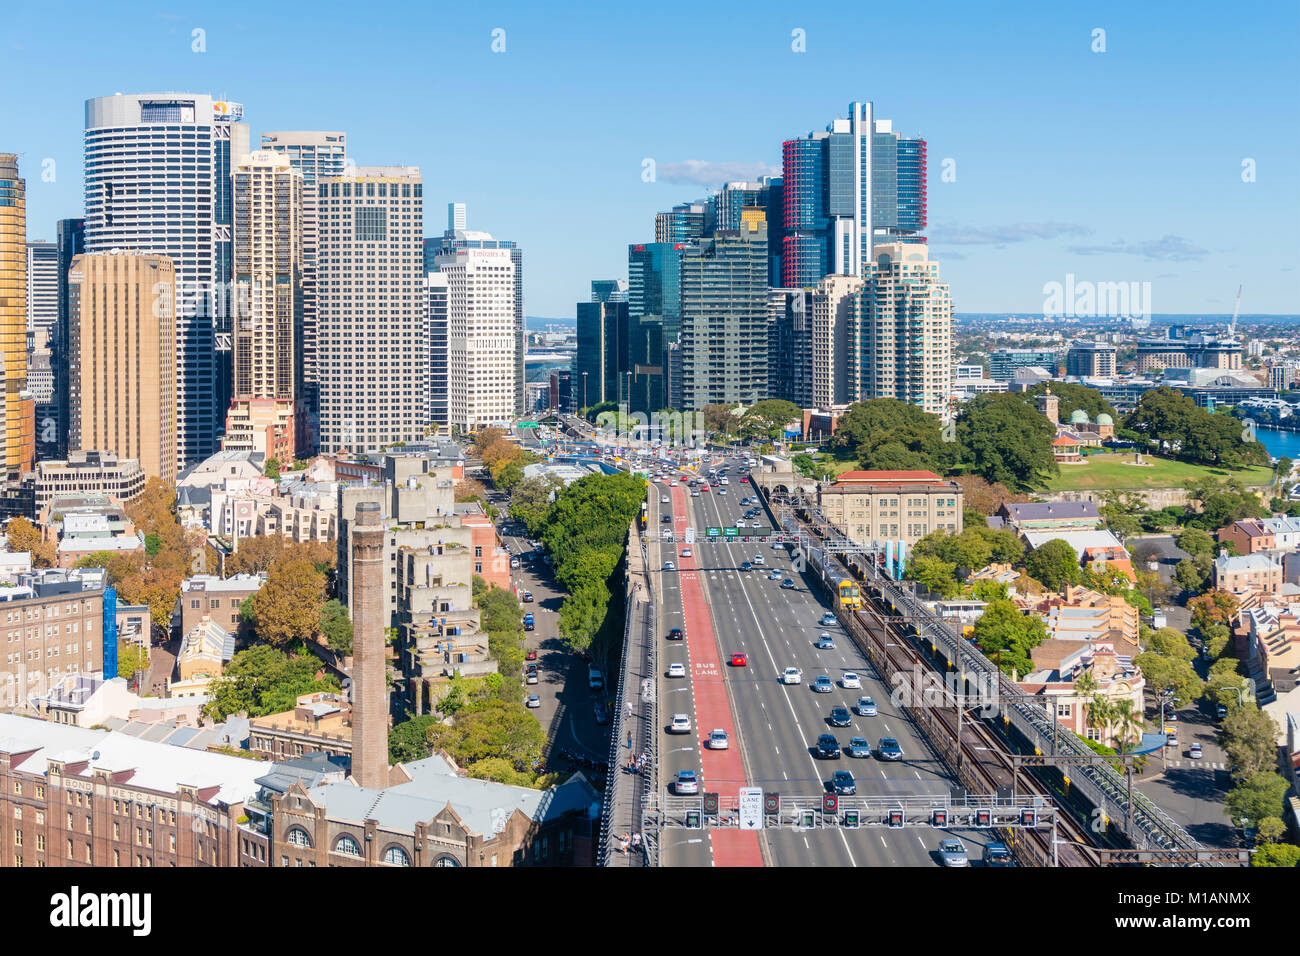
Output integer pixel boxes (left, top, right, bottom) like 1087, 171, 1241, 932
706, 527, 721, 537
518, 422, 539, 428
724, 527, 737, 537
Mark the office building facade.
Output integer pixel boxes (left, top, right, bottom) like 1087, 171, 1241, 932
437, 245, 517, 428
1066, 341, 1118, 378
316, 166, 427, 453
83, 94, 250, 472
0, 155, 29, 481
426, 272, 449, 428
627, 242, 682, 412
25, 241, 58, 349
575, 299, 630, 407
68, 251, 178, 485
54, 219, 85, 459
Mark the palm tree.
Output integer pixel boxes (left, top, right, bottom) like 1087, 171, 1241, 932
1110, 698, 1145, 755
1088, 693, 1114, 744
1074, 671, 1099, 731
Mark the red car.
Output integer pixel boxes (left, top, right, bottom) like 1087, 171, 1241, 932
730, 652, 748, 667
526, 649, 538, 661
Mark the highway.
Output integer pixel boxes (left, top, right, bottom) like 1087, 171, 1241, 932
651, 454, 1002, 867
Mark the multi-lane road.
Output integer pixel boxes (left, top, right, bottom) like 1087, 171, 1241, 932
647, 454, 1003, 867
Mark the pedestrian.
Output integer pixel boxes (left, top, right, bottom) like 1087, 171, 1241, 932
626, 730, 632, 750
626, 700, 634, 719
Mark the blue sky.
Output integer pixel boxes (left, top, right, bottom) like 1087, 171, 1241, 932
4, 0, 1298, 317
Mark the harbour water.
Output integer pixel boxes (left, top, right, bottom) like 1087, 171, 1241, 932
1255, 426, 1300, 461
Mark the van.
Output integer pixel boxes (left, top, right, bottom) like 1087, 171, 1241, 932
588, 665, 604, 691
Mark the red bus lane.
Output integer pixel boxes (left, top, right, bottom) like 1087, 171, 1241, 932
671, 483, 763, 867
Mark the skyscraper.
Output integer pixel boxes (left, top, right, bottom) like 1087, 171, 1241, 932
0, 155, 30, 481
68, 251, 178, 485
83, 94, 250, 472
628, 242, 682, 412
316, 166, 427, 453
438, 245, 517, 428
678, 212, 769, 411
575, 298, 630, 407
25, 241, 57, 349
426, 205, 525, 417
853, 243, 952, 416
259, 131, 347, 455
590, 279, 628, 303
780, 102, 927, 287
654, 201, 709, 244
54, 218, 85, 459
226, 150, 303, 459
426, 272, 449, 428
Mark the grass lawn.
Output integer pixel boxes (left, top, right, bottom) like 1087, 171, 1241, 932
1042, 453, 1274, 493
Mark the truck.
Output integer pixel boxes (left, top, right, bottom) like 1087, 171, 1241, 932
523, 613, 535, 632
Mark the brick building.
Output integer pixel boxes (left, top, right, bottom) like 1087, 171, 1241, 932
817, 470, 963, 546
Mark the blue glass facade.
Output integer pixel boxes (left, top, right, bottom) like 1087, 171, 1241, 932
102, 586, 118, 681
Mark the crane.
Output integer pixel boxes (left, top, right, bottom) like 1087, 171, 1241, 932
1228, 285, 1243, 337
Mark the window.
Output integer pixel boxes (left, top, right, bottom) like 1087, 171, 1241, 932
285, 827, 312, 848
334, 834, 362, 857
382, 845, 410, 866
434, 854, 460, 867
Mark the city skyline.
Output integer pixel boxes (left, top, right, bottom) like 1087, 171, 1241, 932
1, 0, 1295, 318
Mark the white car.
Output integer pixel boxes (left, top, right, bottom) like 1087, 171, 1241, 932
718, 488, 727, 495
669, 714, 692, 734
691, 490, 700, 497
707, 729, 730, 750
681, 547, 693, 557
736, 519, 746, 528
781, 667, 803, 685
661, 496, 670, 503
667, 662, 687, 678
841, 673, 862, 689
663, 561, 676, 572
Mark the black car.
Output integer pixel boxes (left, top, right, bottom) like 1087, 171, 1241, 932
661, 514, 672, 523
829, 706, 852, 727
668, 627, 684, 641
815, 733, 841, 759
877, 737, 903, 760
831, 770, 856, 795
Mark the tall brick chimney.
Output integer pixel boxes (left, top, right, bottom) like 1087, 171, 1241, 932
351, 500, 388, 789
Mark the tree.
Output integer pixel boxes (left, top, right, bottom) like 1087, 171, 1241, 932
1173, 555, 1212, 594
1276, 456, 1294, 480
264, 457, 281, 480
1220, 705, 1282, 782
225, 536, 336, 577
5, 516, 55, 567
1252, 842, 1300, 867
1125, 387, 1268, 467
318, 599, 353, 656
907, 555, 960, 598
428, 699, 548, 772
204, 644, 338, 721
739, 399, 802, 440
115, 565, 183, 631
1108, 698, 1146, 754
454, 478, 487, 503
1145, 627, 1196, 661
1019, 382, 1117, 424
701, 403, 738, 438
509, 474, 562, 537
1202, 623, 1232, 661
117, 642, 149, 684
1256, 816, 1286, 844
491, 459, 527, 492
830, 399, 947, 472
1188, 590, 1239, 632
1025, 539, 1082, 591
249, 558, 327, 647
951, 475, 1030, 517
971, 598, 1046, 677
1184, 476, 1266, 531
389, 715, 438, 764
1134, 653, 1204, 708
956, 393, 1057, 491
1225, 771, 1289, 829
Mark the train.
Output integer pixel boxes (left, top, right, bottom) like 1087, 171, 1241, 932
806, 547, 862, 610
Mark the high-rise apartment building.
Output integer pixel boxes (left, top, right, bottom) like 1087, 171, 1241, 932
1066, 341, 1118, 378
426, 272, 449, 427
809, 274, 862, 407
438, 246, 517, 428
259, 131, 347, 455
55, 219, 85, 459
768, 288, 813, 408
988, 347, 1061, 381
0, 155, 30, 481
68, 251, 178, 485
83, 94, 250, 472
316, 166, 426, 453
781, 102, 927, 287
229, 151, 303, 458
426, 205, 524, 419
25, 241, 57, 348
655, 201, 708, 244
854, 243, 952, 416
678, 213, 769, 411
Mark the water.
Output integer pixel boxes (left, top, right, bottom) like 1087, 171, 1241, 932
1255, 426, 1300, 461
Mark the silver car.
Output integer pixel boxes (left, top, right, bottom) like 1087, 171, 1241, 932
938, 838, 969, 867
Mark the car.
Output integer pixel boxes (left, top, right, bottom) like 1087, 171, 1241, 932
812, 676, 834, 693
751, 555, 764, 565
510, 557, 520, 569
667, 662, 687, 678
663, 561, 676, 572
769, 569, 782, 580
781, 579, 796, 589
1216, 703, 1229, 719
1164, 709, 1178, 722
831, 770, 856, 795
829, 706, 852, 727
938, 838, 969, 867
681, 547, 693, 557
857, 696, 877, 717
523, 614, 535, 632
846, 736, 872, 758
877, 738, 903, 760
526, 671, 539, 684
741, 476, 750, 482
660, 496, 670, 504
1189, 742, 1203, 759
594, 701, 610, 725
815, 734, 841, 759
674, 769, 699, 795
781, 667, 803, 685
729, 652, 748, 667
815, 634, 835, 650
660, 514, 672, 524
1165, 731, 1178, 748
707, 729, 730, 750
735, 520, 746, 528
522, 591, 534, 603
740, 562, 753, 572
820, 612, 837, 626
691, 490, 700, 497
772, 541, 785, 550
669, 714, 691, 734
668, 627, 684, 640
525, 695, 541, 708
717, 488, 727, 495
981, 842, 1014, 866
841, 672, 861, 689
526, 649, 538, 661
